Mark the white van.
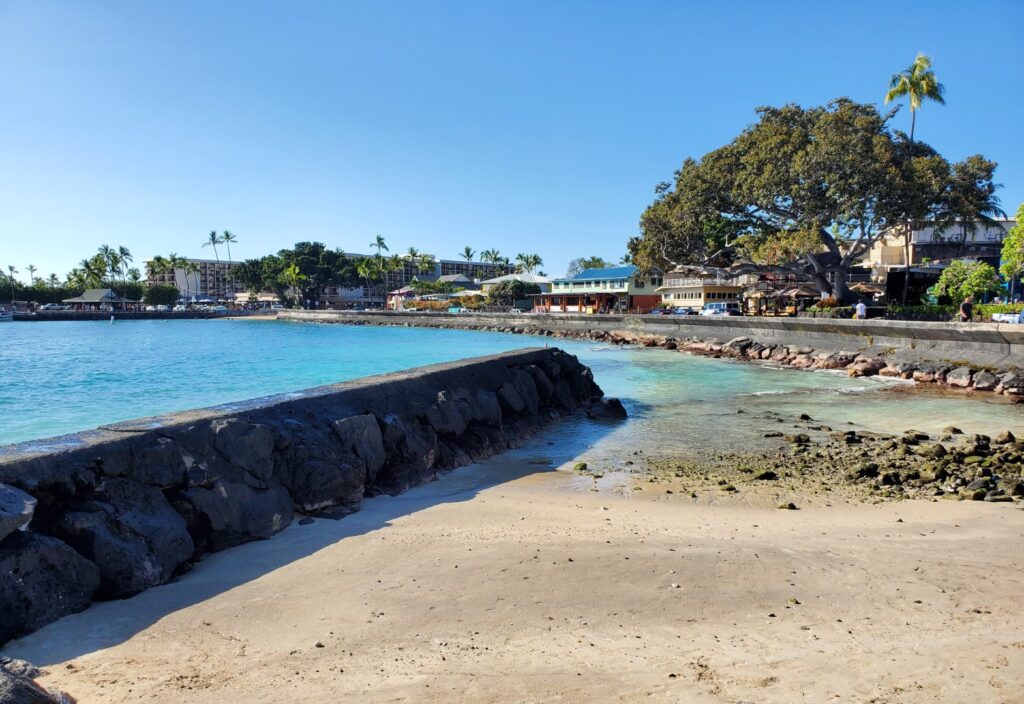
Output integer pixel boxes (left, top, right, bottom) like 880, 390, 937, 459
700, 302, 742, 316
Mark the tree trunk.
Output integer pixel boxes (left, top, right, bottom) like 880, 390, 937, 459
900, 223, 912, 306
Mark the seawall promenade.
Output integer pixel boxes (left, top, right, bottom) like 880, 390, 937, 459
281, 309, 1024, 368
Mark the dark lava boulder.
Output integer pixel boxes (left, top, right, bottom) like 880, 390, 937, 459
170, 479, 293, 553
52, 478, 194, 598
0, 532, 100, 644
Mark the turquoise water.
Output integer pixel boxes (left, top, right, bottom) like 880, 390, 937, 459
1, 319, 1021, 448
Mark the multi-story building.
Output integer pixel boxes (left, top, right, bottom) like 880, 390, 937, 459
532, 266, 663, 313
656, 269, 743, 309
861, 219, 1015, 280
145, 257, 235, 300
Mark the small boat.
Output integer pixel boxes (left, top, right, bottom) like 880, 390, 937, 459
0, 307, 12, 322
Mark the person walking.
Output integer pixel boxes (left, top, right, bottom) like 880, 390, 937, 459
959, 295, 973, 323
854, 299, 867, 320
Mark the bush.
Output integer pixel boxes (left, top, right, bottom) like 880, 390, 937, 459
143, 284, 179, 306
976, 303, 1024, 319
885, 303, 957, 321
486, 280, 541, 306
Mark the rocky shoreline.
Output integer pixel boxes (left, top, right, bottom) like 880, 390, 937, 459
583, 415, 1024, 507
298, 315, 1024, 399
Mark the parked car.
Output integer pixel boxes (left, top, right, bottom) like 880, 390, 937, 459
672, 306, 698, 315
39, 303, 65, 310
269, 303, 285, 310
652, 307, 674, 315
447, 306, 469, 314
699, 302, 742, 316
211, 305, 229, 312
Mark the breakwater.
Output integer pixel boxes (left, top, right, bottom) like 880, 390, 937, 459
281, 310, 1024, 396
0, 348, 612, 645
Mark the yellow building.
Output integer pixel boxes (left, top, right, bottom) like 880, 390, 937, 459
656, 269, 743, 309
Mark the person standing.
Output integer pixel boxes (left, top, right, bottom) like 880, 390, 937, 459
959, 295, 973, 323
854, 299, 867, 320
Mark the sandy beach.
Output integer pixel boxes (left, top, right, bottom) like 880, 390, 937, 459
8, 443, 1023, 704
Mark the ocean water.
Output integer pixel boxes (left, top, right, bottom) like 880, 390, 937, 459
0, 319, 1021, 449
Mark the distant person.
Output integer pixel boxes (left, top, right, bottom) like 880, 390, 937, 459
854, 299, 867, 319
959, 295, 973, 323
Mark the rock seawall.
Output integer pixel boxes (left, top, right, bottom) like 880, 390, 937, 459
0, 348, 607, 645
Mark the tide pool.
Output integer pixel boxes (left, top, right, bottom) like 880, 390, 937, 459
1, 319, 1020, 448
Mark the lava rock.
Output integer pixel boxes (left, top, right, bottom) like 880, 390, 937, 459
0, 532, 100, 644
331, 414, 386, 481
52, 478, 194, 598
0, 484, 37, 543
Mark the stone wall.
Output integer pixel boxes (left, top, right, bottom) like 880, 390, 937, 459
0, 348, 610, 645
280, 310, 1024, 367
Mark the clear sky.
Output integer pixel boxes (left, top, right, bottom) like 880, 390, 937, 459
1, 0, 1021, 281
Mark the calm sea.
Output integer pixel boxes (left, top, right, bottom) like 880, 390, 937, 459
0, 319, 1020, 449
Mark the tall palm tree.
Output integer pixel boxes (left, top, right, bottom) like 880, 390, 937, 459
5, 265, 17, 300
202, 230, 222, 297
371, 235, 389, 260
460, 246, 476, 262
221, 231, 237, 296
127, 268, 141, 283
26, 264, 37, 286
118, 246, 133, 284
480, 249, 501, 265
47, 273, 60, 289
884, 52, 945, 145
405, 246, 420, 259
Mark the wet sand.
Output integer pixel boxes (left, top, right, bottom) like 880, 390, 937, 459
8, 450, 1024, 704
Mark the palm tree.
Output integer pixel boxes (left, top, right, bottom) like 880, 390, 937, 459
47, 273, 60, 289
26, 264, 37, 286
202, 230, 222, 296
884, 52, 945, 145
355, 257, 380, 302
405, 246, 420, 260
127, 268, 141, 283
460, 246, 476, 262
79, 257, 106, 288
66, 268, 86, 289
279, 262, 307, 307
480, 249, 501, 265
386, 254, 404, 291
417, 254, 435, 277
371, 235, 389, 260
118, 246, 133, 284
185, 261, 201, 302
5, 265, 17, 300
221, 231, 238, 296
515, 253, 543, 273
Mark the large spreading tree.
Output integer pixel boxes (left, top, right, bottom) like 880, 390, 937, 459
629, 98, 1001, 303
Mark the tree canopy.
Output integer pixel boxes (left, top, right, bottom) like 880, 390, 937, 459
629, 98, 1002, 302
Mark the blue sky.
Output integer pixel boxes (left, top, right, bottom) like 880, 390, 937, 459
1, 0, 1021, 281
